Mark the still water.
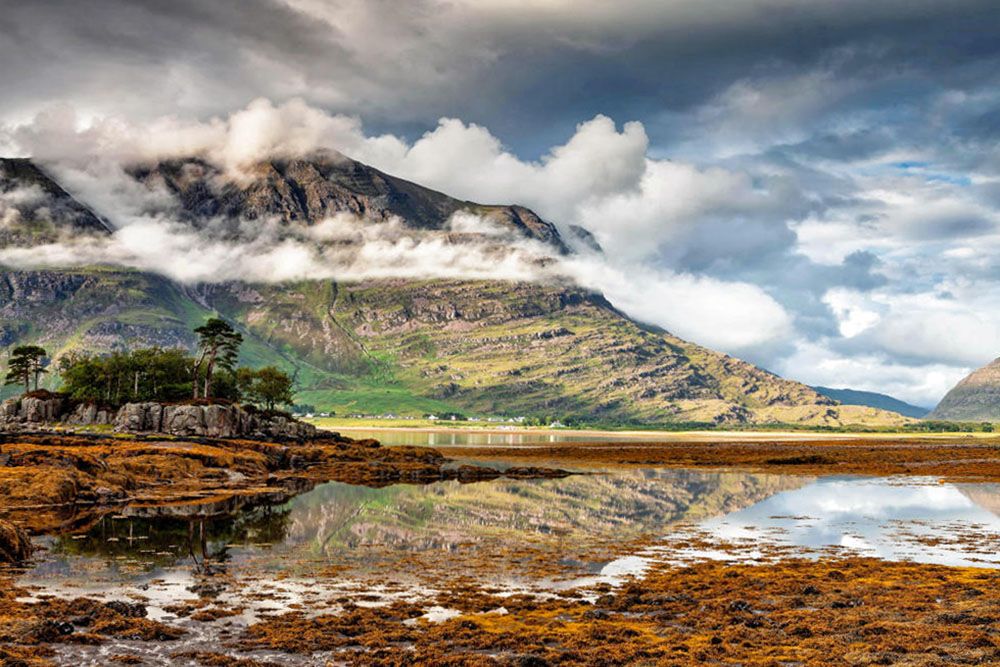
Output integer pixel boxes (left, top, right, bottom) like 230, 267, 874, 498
12, 467, 1000, 665
322, 427, 679, 447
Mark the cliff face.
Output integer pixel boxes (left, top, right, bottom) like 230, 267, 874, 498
929, 358, 1000, 421
0, 156, 911, 425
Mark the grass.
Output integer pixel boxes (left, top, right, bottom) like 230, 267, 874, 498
294, 384, 464, 417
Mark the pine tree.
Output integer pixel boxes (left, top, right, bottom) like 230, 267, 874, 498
4, 346, 47, 392
192, 318, 243, 400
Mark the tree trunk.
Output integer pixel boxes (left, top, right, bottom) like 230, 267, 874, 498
203, 350, 217, 400
191, 350, 208, 400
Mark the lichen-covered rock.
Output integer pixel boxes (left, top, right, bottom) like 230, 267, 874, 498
20, 395, 64, 422
0, 397, 19, 422
0, 519, 32, 563
203, 404, 238, 437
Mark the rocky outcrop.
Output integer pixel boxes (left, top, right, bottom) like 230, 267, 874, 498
115, 402, 315, 439
0, 395, 316, 440
65, 402, 115, 426
0, 393, 66, 426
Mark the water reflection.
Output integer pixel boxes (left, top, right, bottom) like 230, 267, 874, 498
326, 428, 672, 447
40, 504, 291, 575
700, 477, 1000, 567
27, 468, 797, 579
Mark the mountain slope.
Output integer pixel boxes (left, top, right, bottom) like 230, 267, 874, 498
192, 278, 907, 426
0, 158, 111, 245
813, 386, 930, 419
928, 359, 1000, 421
0, 156, 910, 426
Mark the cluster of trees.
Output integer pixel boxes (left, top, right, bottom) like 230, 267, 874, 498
4, 318, 295, 411
3, 345, 48, 392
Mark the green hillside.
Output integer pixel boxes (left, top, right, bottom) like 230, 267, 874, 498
0, 267, 910, 426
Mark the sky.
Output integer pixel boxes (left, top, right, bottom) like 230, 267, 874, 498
2, 0, 1000, 407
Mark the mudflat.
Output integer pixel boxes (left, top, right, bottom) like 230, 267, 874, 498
438, 435, 1000, 482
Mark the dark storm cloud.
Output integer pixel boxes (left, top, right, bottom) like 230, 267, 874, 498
2, 0, 1000, 151
4, 0, 1000, 405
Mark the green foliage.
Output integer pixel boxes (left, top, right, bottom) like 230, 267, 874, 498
193, 317, 244, 399
238, 366, 295, 411
4, 345, 48, 392
59, 347, 193, 404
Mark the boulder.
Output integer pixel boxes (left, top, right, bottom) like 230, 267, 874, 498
66, 402, 115, 426
114, 402, 163, 432
203, 404, 238, 437
161, 405, 207, 436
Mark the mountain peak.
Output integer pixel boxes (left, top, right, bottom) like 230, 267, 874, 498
127, 153, 570, 252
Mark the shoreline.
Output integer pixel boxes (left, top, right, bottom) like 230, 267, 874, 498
314, 422, 1000, 442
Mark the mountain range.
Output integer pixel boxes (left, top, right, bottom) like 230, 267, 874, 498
812, 387, 930, 419
0, 154, 910, 426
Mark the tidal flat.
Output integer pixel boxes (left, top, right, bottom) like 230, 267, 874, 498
3, 433, 1000, 665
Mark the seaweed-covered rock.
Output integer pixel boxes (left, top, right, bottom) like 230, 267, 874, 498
0, 519, 32, 563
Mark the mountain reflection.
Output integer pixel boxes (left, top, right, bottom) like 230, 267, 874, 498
43, 469, 800, 571
278, 469, 803, 559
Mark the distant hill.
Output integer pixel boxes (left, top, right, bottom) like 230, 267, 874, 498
0, 155, 911, 427
928, 359, 1000, 421
812, 386, 930, 419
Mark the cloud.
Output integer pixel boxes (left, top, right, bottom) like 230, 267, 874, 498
5, 74, 1000, 404
777, 341, 966, 408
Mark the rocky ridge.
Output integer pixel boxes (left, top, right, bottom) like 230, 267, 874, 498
0, 158, 111, 246
130, 153, 570, 251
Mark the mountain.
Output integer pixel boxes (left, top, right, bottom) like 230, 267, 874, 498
0, 158, 111, 245
129, 153, 570, 251
928, 358, 1000, 421
812, 386, 930, 419
0, 155, 909, 426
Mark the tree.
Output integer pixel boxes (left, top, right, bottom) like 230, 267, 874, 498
60, 348, 195, 404
192, 318, 243, 400
4, 346, 47, 392
238, 366, 294, 411
252, 366, 294, 411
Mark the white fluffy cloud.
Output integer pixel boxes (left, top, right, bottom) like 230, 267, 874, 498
4, 95, 1000, 403
1, 99, 797, 358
